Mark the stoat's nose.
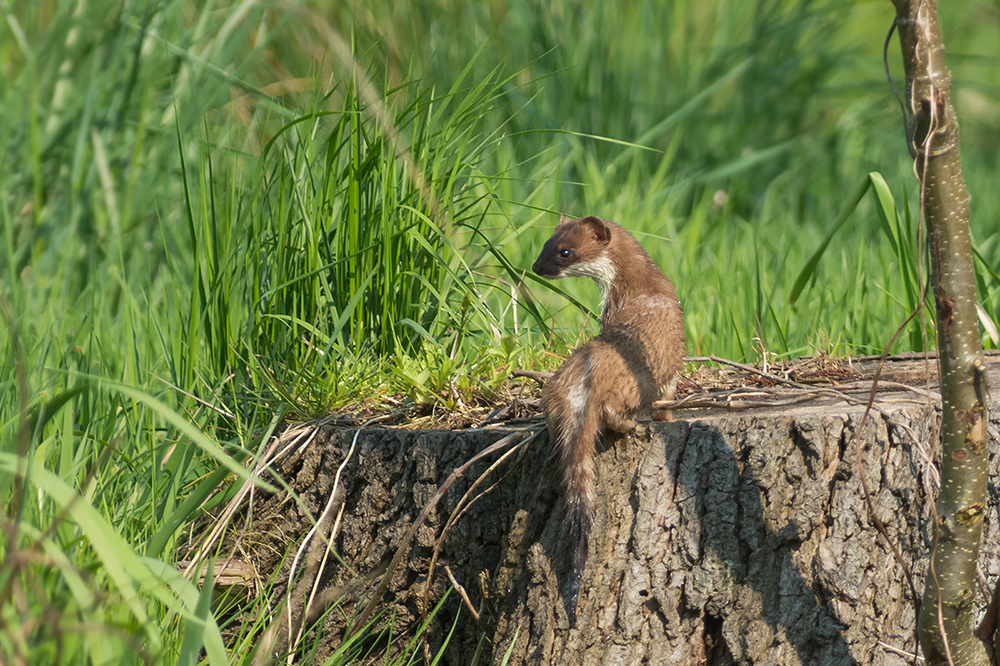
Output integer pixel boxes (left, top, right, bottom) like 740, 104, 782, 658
532, 255, 560, 277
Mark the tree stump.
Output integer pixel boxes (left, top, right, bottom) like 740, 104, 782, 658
237, 356, 1000, 665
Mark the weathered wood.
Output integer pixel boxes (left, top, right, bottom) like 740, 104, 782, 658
236, 358, 1000, 665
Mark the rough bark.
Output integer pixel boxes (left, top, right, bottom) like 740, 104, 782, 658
231, 359, 1000, 665
890, 1, 990, 663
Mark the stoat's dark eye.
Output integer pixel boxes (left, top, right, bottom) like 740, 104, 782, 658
559, 248, 572, 258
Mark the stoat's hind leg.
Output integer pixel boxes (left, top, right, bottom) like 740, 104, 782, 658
603, 404, 637, 432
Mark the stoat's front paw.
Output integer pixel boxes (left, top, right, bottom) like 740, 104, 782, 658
652, 407, 673, 422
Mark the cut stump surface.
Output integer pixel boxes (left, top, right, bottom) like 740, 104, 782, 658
233, 356, 1000, 665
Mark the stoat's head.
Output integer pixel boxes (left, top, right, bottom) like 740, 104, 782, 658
532, 216, 616, 287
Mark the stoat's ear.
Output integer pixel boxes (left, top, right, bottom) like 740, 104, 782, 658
578, 216, 611, 243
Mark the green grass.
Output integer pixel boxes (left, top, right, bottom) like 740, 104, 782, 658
2, 0, 1000, 662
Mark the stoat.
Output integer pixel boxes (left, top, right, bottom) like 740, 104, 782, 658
532, 215, 686, 617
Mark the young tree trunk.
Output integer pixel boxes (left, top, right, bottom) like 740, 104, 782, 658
232, 358, 1000, 665
889, 1, 991, 664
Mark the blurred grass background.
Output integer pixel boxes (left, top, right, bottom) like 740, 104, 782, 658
2, 0, 1000, 662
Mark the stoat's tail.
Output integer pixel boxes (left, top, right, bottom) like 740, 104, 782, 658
543, 359, 601, 620
565, 482, 594, 618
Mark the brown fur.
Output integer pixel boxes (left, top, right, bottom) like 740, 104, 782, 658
533, 215, 686, 616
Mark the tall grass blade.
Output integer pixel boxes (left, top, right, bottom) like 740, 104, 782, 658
789, 177, 871, 305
